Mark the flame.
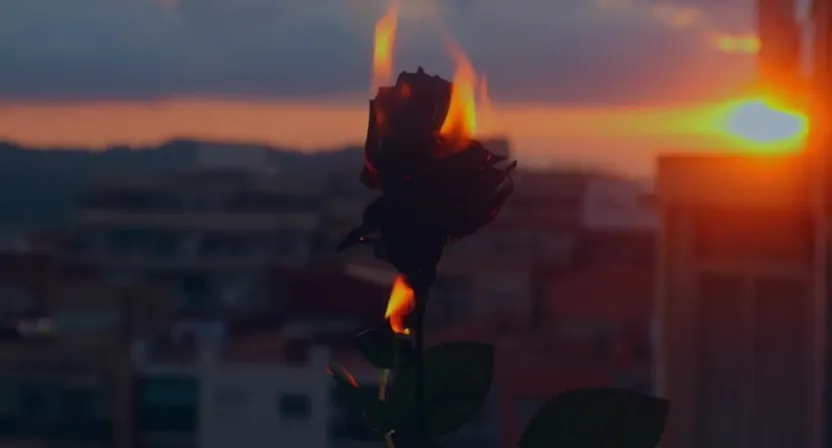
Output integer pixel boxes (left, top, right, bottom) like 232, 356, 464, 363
385, 275, 415, 335
439, 42, 478, 148
372, 4, 399, 92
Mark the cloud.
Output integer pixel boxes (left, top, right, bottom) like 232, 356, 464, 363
0, 0, 757, 104
594, 0, 761, 54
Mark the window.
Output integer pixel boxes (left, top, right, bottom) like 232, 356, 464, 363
212, 386, 247, 421
53, 312, 118, 333
142, 376, 199, 408
0, 377, 16, 416
65, 389, 93, 420
140, 375, 198, 432
278, 393, 310, 420
19, 383, 58, 423
696, 272, 746, 448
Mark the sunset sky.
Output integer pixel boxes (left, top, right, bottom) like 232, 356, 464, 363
0, 0, 796, 175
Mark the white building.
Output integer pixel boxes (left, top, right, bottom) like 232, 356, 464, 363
198, 350, 331, 448
63, 169, 323, 313
134, 334, 332, 448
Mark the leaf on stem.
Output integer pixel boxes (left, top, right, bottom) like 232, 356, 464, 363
326, 363, 394, 433
356, 325, 414, 369
519, 387, 669, 448
388, 342, 494, 436
390, 432, 447, 448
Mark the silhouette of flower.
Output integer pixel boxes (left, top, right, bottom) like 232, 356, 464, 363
338, 67, 516, 279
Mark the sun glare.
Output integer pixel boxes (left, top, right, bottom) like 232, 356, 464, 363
720, 98, 808, 153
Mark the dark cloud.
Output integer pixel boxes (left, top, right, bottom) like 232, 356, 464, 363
0, 0, 755, 104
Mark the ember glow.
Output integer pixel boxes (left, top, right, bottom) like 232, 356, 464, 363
372, 3, 399, 92
439, 42, 479, 148
385, 275, 415, 335
325, 364, 359, 387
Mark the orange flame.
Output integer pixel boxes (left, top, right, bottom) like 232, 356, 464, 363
385, 275, 415, 335
439, 42, 478, 149
372, 4, 399, 92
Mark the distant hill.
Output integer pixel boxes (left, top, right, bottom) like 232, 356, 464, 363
0, 139, 363, 233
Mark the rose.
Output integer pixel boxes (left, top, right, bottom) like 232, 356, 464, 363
340, 67, 516, 277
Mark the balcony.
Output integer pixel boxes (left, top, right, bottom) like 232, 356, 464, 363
79, 189, 183, 213
62, 230, 315, 268
74, 209, 320, 232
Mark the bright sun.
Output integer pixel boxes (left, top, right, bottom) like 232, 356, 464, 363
721, 98, 809, 152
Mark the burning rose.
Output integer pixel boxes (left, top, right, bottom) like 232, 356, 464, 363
329, 7, 667, 448
333, 7, 516, 447
340, 60, 516, 281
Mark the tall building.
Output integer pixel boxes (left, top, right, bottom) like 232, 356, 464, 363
755, 0, 802, 97
62, 169, 323, 315
0, 258, 174, 448
134, 340, 331, 448
656, 154, 821, 448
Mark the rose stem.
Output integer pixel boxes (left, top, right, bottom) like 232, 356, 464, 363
413, 286, 428, 445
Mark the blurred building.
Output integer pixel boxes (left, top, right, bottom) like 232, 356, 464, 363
438, 170, 587, 325
195, 143, 279, 173
427, 306, 653, 448
755, 0, 803, 99
656, 154, 819, 448
442, 170, 656, 328
134, 337, 331, 448
62, 169, 324, 315
0, 257, 174, 448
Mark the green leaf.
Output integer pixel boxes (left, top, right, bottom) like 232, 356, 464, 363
357, 390, 395, 433
388, 342, 494, 436
390, 432, 446, 448
519, 387, 669, 448
356, 325, 414, 369
327, 363, 394, 433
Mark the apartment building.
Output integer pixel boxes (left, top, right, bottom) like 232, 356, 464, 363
657, 154, 819, 448
134, 326, 334, 448
62, 168, 324, 315
0, 255, 174, 448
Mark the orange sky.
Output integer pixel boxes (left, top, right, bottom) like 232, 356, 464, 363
0, 98, 769, 176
